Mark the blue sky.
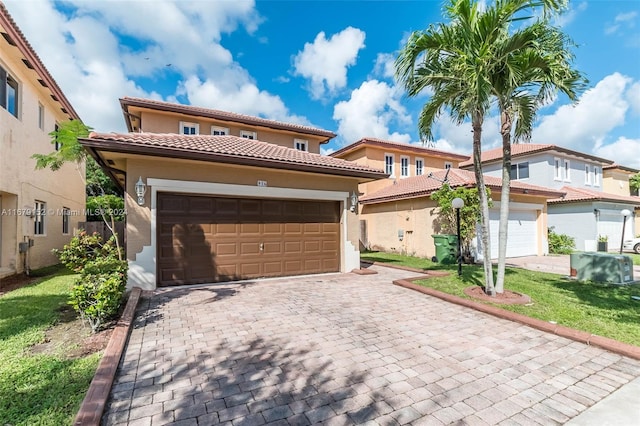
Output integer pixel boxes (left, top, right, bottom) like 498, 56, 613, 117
5, 0, 640, 167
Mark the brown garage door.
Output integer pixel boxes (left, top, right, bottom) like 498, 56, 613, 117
157, 193, 340, 286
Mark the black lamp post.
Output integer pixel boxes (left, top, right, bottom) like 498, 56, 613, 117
452, 197, 464, 276
620, 209, 631, 254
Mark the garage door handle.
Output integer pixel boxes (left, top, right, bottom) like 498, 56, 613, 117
259, 242, 264, 251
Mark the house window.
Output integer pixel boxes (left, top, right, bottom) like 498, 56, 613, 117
585, 164, 591, 185
1, 66, 19, 118
564, 159, 571, 182
384, 154, 394, 177
444, 162, 452, 169
38, 102, 44, 130
211, 126, 228, 135
54, 123, 60, 151
294, 139, 308, 151
594, 167, 600, 186
510, 162, 529, 180
240, 130, 257, 140
34, 201, 46, 235
415, 158, 424, 176
400, 156, 410, 178
179, 121, 199, 135
62, 207, 70, 234
554, 158, 562, 181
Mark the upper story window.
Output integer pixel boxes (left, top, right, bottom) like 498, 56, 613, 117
34, 201, 46, 235
211, 126, 228, 135
585, 164, 592, 185
62, 207, 70, 234
400, 156, 410, 178
54, 123, 61, 151
0, 65, 19, 118
384, 154, 394, 177
180, 121, 199, 135
294, 139, 308, 152
564, 159, 571, 182
444, 162, 453, 169
593, 167, 600, 186
415, 158, 424, 176
38, 102, 45, 130
510, 162, 529, 180
554, 158, 562, 181
240, 130, 257, 140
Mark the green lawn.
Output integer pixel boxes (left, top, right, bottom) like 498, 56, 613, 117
0, 266, 100, 426
362, 251, 640, 347
628, 253, 640, 266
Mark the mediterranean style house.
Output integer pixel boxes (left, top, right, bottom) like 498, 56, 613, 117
0, 3, 84, 278
81, 98, 386, 289
461, 144, 640, 252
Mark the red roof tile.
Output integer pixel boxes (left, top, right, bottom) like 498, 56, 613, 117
120, 97, 336, 140
331, 137, 470, 161
603, 163, 639, 173
80, 132, 386, 179
549, 186, 640, 205
459, 144, 614, 167
360, 168, 565, 204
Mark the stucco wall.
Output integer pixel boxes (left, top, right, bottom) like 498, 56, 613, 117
603, 170, 633, 196
0, 51, 85, 273
138, 110, 325, 154
547, 204, 597, 252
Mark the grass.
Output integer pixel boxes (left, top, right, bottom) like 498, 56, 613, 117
362, 251, 640, 347
627, 253, 640, 266
0, 265, 100, 426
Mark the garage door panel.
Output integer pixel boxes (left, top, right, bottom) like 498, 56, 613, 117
158, 194, 340, 286
488, 209, 537, 258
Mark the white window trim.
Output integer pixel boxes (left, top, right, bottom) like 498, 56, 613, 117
294, 139, 308, 152
384, 153, 395, 178
34, 200, 46, 236
444, 161, 453, 169
240, 130, 257, 140
554, 157, 562, 181
62, 207, 70, 235
594, 166, 601, 186
179, 121, 199, 135
415, 158, 424, 176
400, 156, 410, 178
564, 159, 571, 182
585, 164, 592, 185
38, 102, 44, 130
211, 126, 229, 136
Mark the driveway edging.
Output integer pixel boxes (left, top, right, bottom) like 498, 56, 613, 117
73, 287, 142, 426
392, 274, 640, 361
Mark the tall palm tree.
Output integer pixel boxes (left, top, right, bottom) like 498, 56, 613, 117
396, 0, 584, 294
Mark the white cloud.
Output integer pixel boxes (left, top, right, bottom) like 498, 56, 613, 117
431, 112, 500, 155
554, 1, 587, 28
594, 137, 640, 170
293, 27, 366, 100
372, 53, 395, 79
605, 11, 638, 35
333, 80, 411, 144
626, 81, 640, 115
532, 73, 633, 150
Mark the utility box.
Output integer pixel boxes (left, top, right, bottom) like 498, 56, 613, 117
432, 234, 458, 264
570, 252, 634, 284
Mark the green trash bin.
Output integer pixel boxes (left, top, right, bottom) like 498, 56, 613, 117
432, 234, 458, 264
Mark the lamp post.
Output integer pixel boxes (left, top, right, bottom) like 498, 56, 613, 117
620, 209, 631, 254
452, 197, 464, 276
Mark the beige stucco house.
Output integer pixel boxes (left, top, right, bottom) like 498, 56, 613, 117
0, 4, 85, 278
603, 164, 640, 234
81, 98, 386, 290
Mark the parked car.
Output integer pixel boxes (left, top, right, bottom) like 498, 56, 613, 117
622, 237, 640, 254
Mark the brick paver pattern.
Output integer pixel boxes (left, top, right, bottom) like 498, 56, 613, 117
103, 265, 640, 425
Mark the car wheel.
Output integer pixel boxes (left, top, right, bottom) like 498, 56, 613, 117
634, 243, 640, 254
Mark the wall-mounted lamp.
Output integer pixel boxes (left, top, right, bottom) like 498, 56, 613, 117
135, 176, 147, 206
350, 191, 359, 213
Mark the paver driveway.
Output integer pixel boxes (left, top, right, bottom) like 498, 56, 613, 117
103, 265, 640, 425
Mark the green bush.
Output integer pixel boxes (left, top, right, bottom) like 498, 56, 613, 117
54, 231, 122, 272
548, 227, 575, 254
69, 273, 126, 332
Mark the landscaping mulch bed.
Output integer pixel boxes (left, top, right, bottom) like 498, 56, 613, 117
464, 285, 532, 305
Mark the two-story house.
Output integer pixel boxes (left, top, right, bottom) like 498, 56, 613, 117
1, 4, 84, 278
81, 98, 386, 289
462, 144, 640, 252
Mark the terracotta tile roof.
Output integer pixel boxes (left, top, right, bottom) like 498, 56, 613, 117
459, 144, 614, 167
549, 186, 640, 205
0, 3, 79, 120
120, 97, 336, 140
603, 163, 639, 173
360, 168, 565, 204
331, 137, 470, 161
80, 132, 387, 179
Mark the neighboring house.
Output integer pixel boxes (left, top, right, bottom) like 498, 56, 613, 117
331, 137, 469, 195
0, 4, 84, 278
359, 168, 564, 260
603, 164, 640, 235
460, 144, 640, 251
81, 99, 386, 290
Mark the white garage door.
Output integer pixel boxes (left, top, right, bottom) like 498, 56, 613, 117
597, 211, 634, 247
489, 209, 538, 259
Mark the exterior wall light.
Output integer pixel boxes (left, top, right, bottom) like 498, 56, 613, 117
350, 191, 359, 213
135, 176, 147, 206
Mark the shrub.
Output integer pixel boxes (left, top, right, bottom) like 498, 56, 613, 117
54, 231, 122, 272
548, 227, 575, 254
69, 273, 126, 332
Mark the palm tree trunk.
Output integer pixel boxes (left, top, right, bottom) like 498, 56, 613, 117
496, 110, 512, 294
472, 113, 495, 295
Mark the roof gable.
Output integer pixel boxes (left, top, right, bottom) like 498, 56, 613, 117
459, 144, 614, 168
331, 137, 470, 161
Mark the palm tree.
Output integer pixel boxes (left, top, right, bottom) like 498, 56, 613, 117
395, 0, 584, 294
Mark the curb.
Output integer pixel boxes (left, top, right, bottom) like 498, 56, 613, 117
73, 287, 142, 426
368, 261, 640, 361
